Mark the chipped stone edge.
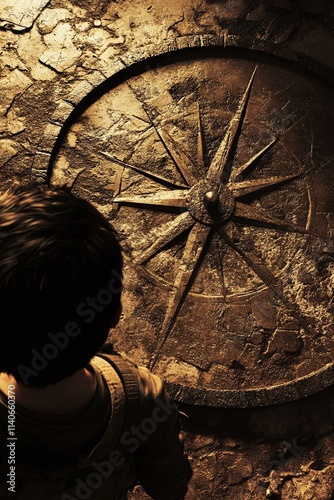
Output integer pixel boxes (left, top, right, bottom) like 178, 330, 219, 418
164, 362, 334, 408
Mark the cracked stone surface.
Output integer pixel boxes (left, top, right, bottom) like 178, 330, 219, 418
0, 69, 32, 115
0, 0, 50, 31
0, 1, 334, 498
40, 22, 82, 72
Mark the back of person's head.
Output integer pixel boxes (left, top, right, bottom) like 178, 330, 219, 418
0, 183, 123, 387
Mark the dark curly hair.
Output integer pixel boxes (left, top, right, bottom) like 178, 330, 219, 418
0, 183, 123, 387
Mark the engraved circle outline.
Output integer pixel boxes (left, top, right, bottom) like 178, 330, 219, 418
43, 38, 334, 407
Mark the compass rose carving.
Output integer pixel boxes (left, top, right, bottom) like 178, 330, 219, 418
49, 47, 334, 407
105, 68, 314, 370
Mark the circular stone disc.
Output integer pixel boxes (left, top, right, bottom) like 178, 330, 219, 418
49, 45, 334, 407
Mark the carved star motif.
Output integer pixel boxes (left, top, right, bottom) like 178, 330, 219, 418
105, 67, 314, 369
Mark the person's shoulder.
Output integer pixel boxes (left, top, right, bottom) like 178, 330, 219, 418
118, 352, 164, 400
96, 345, 165, 403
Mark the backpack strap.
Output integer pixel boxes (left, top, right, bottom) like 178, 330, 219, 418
78, 351, 141, 468
96, 351, 140, 448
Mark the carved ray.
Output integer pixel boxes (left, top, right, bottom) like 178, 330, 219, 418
229, 138, 277, 183
150, 223, 212, 369
114, 189, 188, 208
218, 226, 312, 335
207, 67, 257, 183
101, 151, 188, 189
101, 151, 188, 188
152, 124, 199, 187
112, 165, 124, 211
231, 173, 300, 198
197, 102, 205, 171
135, 212, 195, 265
233, 202, 316, 236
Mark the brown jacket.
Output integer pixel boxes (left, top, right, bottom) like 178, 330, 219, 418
0, 353, 192, 499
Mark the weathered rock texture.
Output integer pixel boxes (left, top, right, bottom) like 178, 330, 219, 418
1, 1, 334, 498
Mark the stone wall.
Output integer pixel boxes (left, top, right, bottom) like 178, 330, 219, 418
1, 1, 334, 498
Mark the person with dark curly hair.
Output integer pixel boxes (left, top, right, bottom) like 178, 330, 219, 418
0, 183, 193, 500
